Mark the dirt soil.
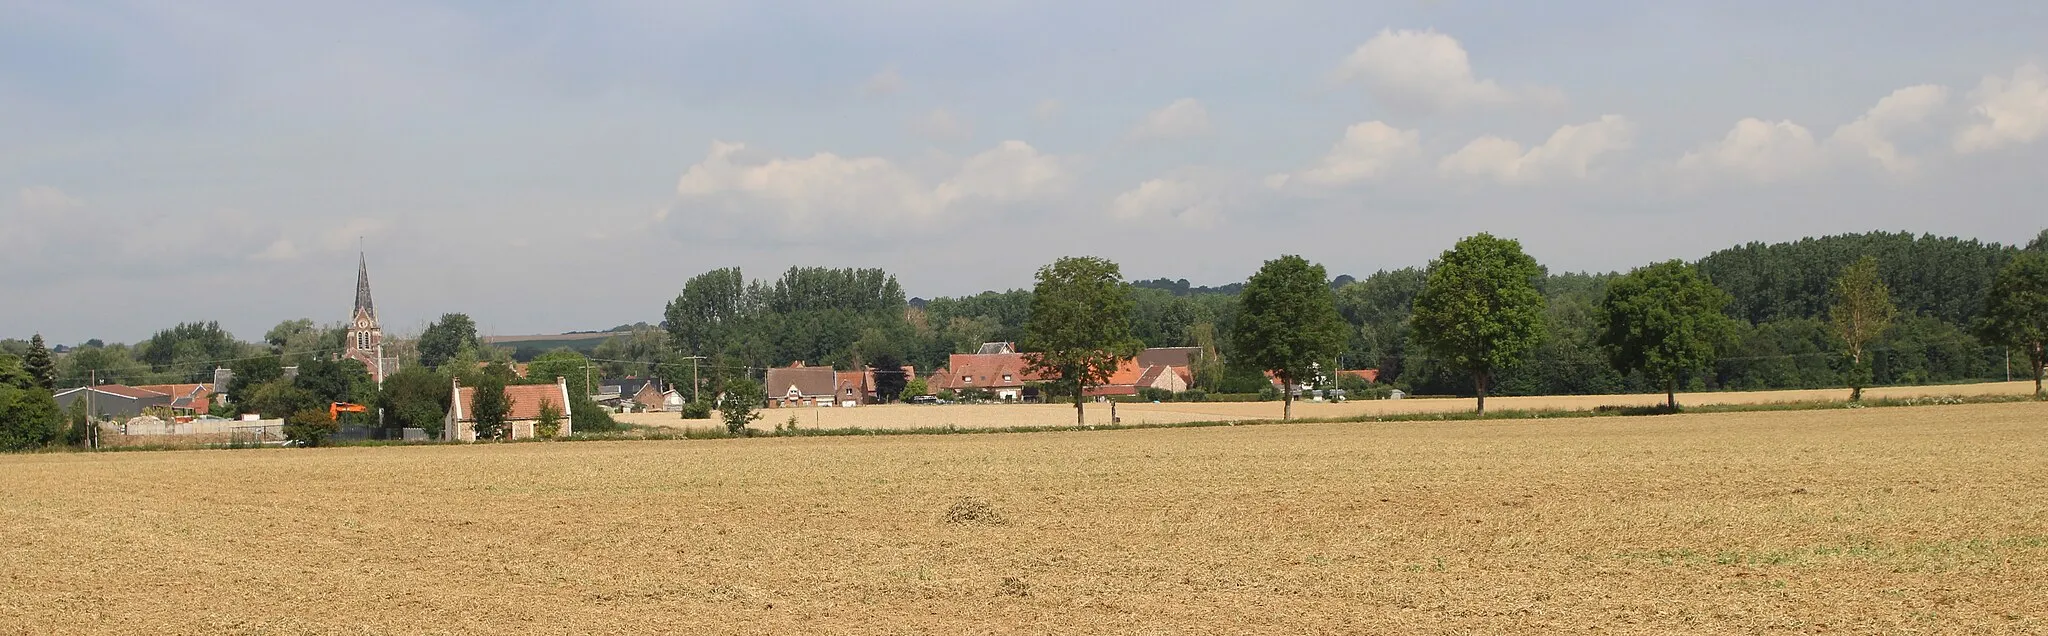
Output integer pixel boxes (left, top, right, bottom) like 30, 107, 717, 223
3, 400, 2045, 634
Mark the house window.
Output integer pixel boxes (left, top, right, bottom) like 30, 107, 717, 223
1002, 374, 1012, 382
963, 376, 973, 384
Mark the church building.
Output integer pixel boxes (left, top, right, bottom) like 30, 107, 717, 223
343, 253, 397, 384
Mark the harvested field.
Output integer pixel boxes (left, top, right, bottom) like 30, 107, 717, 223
3, 401, 2046, 633
620, 379, 2041, 431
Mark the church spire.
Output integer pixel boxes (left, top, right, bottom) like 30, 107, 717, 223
353, 252, 378, 327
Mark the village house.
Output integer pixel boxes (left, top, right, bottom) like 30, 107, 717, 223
1083, 349, 1196, 398
594, 377, 666, 411
925, 343, 1040, 401
444, 377, 575, 441
763, 362, 838, 408
133, 383, 217, 414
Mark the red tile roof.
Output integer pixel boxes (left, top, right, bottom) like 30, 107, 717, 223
94, 384, 171, 400
931, 353, 1041, 390
764, 365, 838, 398
1339, 369, 1381, 384
455, 382, 570, 422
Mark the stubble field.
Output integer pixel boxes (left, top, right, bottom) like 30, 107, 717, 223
619, 380, 2042, 431
3, 401, 2046, 634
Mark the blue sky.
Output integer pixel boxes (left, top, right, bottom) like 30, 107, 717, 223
4, 1, 2045, 344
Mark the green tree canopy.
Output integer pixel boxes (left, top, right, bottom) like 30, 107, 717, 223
1232, 255, 1349, 420
1598, 260, 1732, 409
717, 377, 764, 435
23, 335, 55, 391
524, 349, 592, 392
1410, 233, 1547, 414
469, 372, 512, 440
1976, 253, 2048, 397
0, 386, 64, 451
377, 366, 451, 437
1022, 256, 1142, 425
418, 313, 481, 369
1828, 255, 1899, 400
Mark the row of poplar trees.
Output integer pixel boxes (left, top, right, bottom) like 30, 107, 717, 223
1018, 232, 2048, 423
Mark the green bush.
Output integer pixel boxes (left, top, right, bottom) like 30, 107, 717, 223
1173, 389, 1208, 402
1201, 392, 1262, 402
678, 400, 713, 419
1136, 387, 1175, 402
1257, 386, 1280, 402
283, 408, 339, 447
570, 395, 621, 433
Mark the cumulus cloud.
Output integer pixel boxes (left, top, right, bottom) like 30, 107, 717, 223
18, 186, 83, 212
674, 140, 1070, 235
1684, 84, 1955, 182
1335, 29, 1557, 114
1440, 115, 1635, 183
1954, 64, 2048, 153
1109, 178, 1223, 227
1677, 119, 1824, 183
934, 140, 1073, 205
912, 108, 972, 142
1832, 84, 1949, 172
1129, 98, 1213, 140
861, 67, 905, 95
1266, 121, 1421, 189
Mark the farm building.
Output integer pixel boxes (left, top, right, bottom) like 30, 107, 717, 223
444, 377, 575, 441
133, 383, 217, 414
53, 385, 173, 419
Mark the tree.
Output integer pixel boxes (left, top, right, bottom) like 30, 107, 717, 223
139, 321, 242, 382
470, 372, 513, 440
1232, 255, 1350, 420
534, 398, 563, 439
717, 377, 764, 435
1598, 260, 1732, 410
664, 267, 752, 357
283, 408, 340, 448
295, 357, 375, 409
0, 355, 29, 390
377, 366, 451, 437
1828, 256, 1898, 401
1410, 233, 1547, 414
240, 378, 322, 420
899, 377, 930, 402
225, 355, 285, 406
63, 398, 91, 447
1022, 256, 1143, 426
0, 386, 64, 451
870, 352, 908, 405
1977, 253, 2048, 398
23, 335, 54, 391
524, 349, 592, 392
418, 313, 481, 369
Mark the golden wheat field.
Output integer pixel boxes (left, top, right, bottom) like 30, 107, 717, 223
620, 380, 2042, 431
4, 401, 2047, 634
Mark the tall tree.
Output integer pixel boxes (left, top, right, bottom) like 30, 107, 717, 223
525, 349, 593, 392
377, 366, 452, 437
870, 352, 908, 405
469, 372, 512, 440
1598, 260, 1732, 410
1232, 255, 1349, 420
1828, 256, 1898, 401
664, 267, 752, 358
0, 386, 65, 451
139, 321, 243, 382
22, 335, 54, 391
1410, 233, 1547, 414
417, 313, 481, 369
1977, 253, 2048, 398
1022, 256, 1142, 426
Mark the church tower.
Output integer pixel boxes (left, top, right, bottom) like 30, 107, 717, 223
343, 252, 386, 382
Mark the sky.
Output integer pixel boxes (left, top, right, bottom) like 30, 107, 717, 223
3, 1, 2045, 344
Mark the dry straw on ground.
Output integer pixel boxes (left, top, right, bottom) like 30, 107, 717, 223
3, 401, 2045, 633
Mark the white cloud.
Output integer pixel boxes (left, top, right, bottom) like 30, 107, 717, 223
1034, 99, 1064, 121
1129, 98, 1213, 140
1831, 84, 1949, 172
1955, 64, 2048, 153
1678, 119, 1825, 183
251, 238, 301, 262
861, 67, 905, 96
912, 108, 972, 142
1109, 178, 1223, 227
18, 186, 83, 212
1266, 121, 1421, 189
1440, 115, 1635, 184
935, 140, 1072, 205
674, 140, 1071, 234
1335, 29, 1556, 114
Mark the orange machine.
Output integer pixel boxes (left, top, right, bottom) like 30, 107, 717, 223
329, 402, 368, 420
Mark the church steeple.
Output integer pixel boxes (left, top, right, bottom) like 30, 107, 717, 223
353, 252, 378, 328
345, 252, 387, 383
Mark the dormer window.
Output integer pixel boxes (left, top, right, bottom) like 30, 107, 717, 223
1002, 374, 1013, 382
963, 376, 973, 384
